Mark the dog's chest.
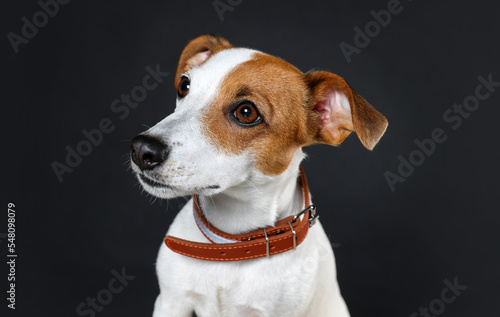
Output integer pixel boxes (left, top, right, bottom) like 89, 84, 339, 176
157, 242, 319, 316
155, 201, 323, 316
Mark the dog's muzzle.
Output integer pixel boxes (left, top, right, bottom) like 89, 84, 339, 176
130, 135, 169, 171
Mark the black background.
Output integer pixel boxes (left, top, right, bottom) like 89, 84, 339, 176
2, 0, 500, 316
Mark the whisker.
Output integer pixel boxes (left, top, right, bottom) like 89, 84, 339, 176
244, 179, 260, 193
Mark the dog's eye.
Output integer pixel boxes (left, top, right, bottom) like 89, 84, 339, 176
178, 76, 190, 98
233, 103, 261, 125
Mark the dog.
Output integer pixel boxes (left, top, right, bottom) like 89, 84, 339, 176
130, 35, 388, 317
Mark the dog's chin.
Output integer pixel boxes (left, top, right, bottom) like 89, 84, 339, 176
140, 185, 187, 199
135, 173, 222, 199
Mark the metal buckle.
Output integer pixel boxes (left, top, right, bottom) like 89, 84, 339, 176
292, 205, 319, 228
263, 228, 269, 257
287, 221, 296, 250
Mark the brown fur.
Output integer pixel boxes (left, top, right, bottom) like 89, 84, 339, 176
350, 89, 389, 150
201, 53, 311, 175
303, 71, 388, 149
176, 35, 388, 175
175, 35, 232, 87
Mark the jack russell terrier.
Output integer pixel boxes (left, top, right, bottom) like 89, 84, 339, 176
130, 35, 388, 317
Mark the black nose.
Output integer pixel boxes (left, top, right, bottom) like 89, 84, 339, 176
130, 135, 169, 171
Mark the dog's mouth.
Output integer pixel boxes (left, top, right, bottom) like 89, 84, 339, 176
139, 174, 173, 189
136, 171, 223, 199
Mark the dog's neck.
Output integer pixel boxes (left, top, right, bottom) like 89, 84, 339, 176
198, 150, 306, 235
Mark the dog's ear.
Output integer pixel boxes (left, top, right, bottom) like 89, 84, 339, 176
303, 71, 388, 150
175, 35, 232, 87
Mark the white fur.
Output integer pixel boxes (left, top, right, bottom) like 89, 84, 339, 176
131, 48, 259, 200
132, 48, 350, 316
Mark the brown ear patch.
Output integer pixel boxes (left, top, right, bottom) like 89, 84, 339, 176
175, 35, 232, 87
350, 89, 388, 150
304, 71, 355, 146
312, 89, 354, 146
304, 71, 388, 150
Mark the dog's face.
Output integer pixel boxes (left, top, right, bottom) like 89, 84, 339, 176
130, 36, 388, 199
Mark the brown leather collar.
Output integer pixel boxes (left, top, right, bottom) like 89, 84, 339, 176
164, 166, 318, 261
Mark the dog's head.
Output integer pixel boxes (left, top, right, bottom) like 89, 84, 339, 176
130, 35, 388, 198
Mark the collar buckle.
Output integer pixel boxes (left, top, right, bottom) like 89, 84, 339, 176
292, 205, 319, 228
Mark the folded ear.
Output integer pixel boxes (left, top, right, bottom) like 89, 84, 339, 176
175, 35, 232, 87
304, 71, 388, 150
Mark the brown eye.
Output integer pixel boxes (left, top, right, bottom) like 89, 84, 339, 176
178, 76, 190, 98
233, 103, 261, 125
